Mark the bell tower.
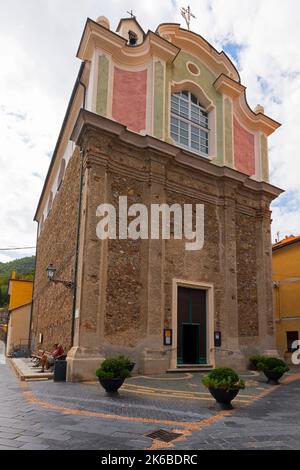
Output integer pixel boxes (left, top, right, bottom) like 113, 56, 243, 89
116, 15, 145, 46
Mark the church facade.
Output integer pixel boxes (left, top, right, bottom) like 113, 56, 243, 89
31, 15, 282, 381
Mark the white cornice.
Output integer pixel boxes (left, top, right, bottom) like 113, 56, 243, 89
214, 74, 281, 136
77, 19, 179, 66
71, 109, 283, 201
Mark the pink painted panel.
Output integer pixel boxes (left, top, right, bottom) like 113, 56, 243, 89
112, 67, 147, 133
233, 117, 255, 176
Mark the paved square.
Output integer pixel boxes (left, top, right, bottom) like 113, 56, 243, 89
1, 344, 300, 450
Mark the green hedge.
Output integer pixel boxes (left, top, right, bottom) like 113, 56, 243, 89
96, 356, 133, 379
256, 357, 289, 374
202, 367, 245, 390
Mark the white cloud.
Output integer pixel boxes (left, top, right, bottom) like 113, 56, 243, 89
0, 0, 299, 264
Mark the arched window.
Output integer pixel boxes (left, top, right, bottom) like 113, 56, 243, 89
170, 90, 209, 156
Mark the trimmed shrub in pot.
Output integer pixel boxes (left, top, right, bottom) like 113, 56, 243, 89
96, 356, 131, 393
202, 367, 245, 410
117, 355, 136, 372
256, 357, 289, 385
249, 354, 266, 370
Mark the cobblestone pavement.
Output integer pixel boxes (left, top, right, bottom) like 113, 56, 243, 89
1, 345, 300, 450
0, 341, 5, 364
172, 378, 300, 450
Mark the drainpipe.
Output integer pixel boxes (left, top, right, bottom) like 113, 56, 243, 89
79, 79, 87, 110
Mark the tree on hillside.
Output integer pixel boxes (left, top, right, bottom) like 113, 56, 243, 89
0, 280, 8, 309
0, 256, 35, 278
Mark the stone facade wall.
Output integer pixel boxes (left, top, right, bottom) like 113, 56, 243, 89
35, 117, 279, 379
71, 123, 277, 376
236, 213, 259, 337
164, 192, 224, 331
31, 148, 81, 353
105, 174, 145, 346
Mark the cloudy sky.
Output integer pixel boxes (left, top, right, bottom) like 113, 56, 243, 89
0, 0, 299, 262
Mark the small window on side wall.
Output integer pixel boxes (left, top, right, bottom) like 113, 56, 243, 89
47, 191, 53, 216
57, 159, 66, 192
170, 90, 209, 157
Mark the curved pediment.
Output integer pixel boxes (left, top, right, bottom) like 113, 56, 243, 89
156, 23, 240, 82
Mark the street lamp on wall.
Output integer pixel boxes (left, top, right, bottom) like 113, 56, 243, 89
46, 264, 74, 289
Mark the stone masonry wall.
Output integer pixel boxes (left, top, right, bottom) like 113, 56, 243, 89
105, 173, 146, 347
31, 149, 81, 353
37, 119, 277, 378
236, 212, 259, 337
79, 131, 273, 371
164, 192, 224, 332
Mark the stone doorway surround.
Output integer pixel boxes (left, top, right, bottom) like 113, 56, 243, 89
171, 279, 215, 370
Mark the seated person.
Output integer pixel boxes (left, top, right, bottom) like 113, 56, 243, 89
31, 349, 46, 367
39, 344, 64, 372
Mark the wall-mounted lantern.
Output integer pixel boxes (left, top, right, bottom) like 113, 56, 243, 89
46, 264, 74, 290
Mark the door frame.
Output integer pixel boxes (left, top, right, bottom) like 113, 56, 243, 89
171, 279, 215, 369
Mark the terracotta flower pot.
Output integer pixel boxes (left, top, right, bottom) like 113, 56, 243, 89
209, 387, 240, 410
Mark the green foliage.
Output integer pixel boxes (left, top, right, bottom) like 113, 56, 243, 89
256, 357, 289, 374
0, 279, 8, 308
0, 256, 35, 278
117, 355, 135, 369
249, 354, 267, 369
96, 356, 132, 379
202, 367, 245, 391
96, 370, 116, 380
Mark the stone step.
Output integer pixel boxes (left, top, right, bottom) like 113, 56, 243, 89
9, 358, 53, 381
167, 365, 213, 373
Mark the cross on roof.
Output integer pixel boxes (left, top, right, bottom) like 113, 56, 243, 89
180, 5, 196, 30
127, 10, 136, 19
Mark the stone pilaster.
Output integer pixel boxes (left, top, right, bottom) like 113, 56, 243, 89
67, 147, 108, 381
139, 159, 169, 374
256, 200, 278, 355
216, 182, 245, 368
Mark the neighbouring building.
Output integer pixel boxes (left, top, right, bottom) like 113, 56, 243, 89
6, 272, 33, 355
273, 235, 300, 361
31, 15, 282, 381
